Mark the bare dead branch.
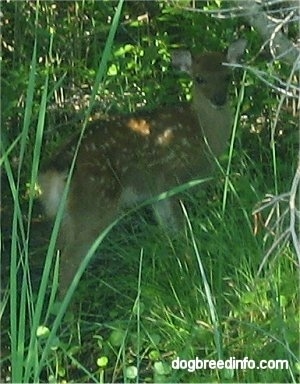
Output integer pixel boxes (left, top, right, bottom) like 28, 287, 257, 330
234, 0, 300, 67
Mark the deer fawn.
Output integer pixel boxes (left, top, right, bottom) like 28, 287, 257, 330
39, 39, 246, 297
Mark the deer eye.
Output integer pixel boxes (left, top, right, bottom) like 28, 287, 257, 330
195, 76, 206, 85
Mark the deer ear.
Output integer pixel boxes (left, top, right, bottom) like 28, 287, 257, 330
171, 50, 192, 74
226, 39, 247, 64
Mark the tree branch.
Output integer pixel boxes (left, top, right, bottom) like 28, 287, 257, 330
235, 0, 300, 67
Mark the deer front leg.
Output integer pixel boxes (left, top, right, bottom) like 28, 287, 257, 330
152, 197, 184, 232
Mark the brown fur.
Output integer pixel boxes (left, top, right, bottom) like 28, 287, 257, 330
39, 40, 246, 297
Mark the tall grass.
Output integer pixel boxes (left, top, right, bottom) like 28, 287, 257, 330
2, 1, 124, 382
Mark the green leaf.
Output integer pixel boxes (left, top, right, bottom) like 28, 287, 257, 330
108, 63, 118, 76
109, 329, 125, 347
125, 365, 138, 379
149, 350, 160, 361
97, 356, 108, 368
36, 325, 50, 338
154, 361, 171, 375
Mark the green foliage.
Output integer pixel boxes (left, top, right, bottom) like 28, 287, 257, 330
1, 0, 298, 383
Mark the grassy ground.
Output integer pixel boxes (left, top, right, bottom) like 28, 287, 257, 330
2, 160, 299, 383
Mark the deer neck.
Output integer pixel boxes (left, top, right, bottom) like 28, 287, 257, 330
192, 90, 232, 157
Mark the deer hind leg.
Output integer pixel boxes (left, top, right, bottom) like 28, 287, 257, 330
58, 203, 119, 299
